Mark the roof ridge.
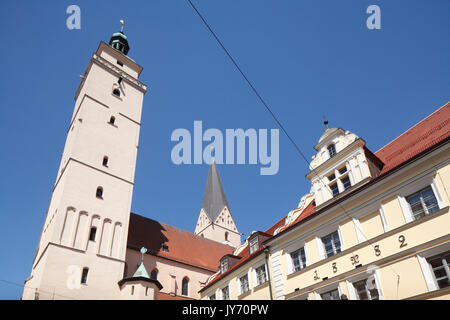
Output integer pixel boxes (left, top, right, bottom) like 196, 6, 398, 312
375, 101, 450, 154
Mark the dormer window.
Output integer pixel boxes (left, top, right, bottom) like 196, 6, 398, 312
328, 144, 337, 158
249, 235, 259, 255
220, 257, 229, 274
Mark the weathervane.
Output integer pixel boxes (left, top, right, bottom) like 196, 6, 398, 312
120, 19, 125, 33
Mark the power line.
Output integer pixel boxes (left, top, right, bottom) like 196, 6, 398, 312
185, 0, 401, 280
186, 0, 312, 168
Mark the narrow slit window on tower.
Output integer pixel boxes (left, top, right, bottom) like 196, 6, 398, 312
117, 60, 124, 66
96, 187, 103, 199
225, 232, 229, 241
102, 156, 109, 167
150, 269, 158, 280
108, 116, 116, 125
112, 88, 121, 97
89, 227, 97, 241
81, 268, 89, 284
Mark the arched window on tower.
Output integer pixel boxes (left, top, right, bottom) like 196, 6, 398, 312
112, 88, 121, 97
96, 187, 103, 199
182, 277, 189, 296
102, 156, 109, 167
108, 116, 116, 125
327, 143, 337, 159
150, 269, 158, 280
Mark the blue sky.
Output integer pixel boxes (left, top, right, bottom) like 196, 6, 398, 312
0, 0, 449, 299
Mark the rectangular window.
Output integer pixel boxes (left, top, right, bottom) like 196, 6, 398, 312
330, 183, 339, 197
406, 186, 439, 220
427, 251, 450, 289
341, 176, 351, 190
353, 279, 379, 300
320, 288, 340, 300
328, 173, 336, 182
322, 231, 341, 258
221, 286, 230, 300
255, 265, 267, 286
249, 236, 259, 255
290, 247, 307, 272
239, 274, 250, 294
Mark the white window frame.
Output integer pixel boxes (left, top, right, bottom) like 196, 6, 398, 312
417, 242, 450, 292
286, 245, 308, 274
249, 235, 259, 255
314, 222, 345, 261
397, 175, 445, 224
253, 261, 268, 287
220, 284, 230, 300
220, 258, 229, 274
237, 271, 250, 296
314, 282, 342, 300
345, 269, 384, 300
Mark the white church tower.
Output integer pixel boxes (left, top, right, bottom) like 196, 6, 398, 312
22, 24, 147, 300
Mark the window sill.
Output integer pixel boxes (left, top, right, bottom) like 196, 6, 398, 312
238, 289, 251, 299
253, 280, 269, 292
286, 267, 307, 280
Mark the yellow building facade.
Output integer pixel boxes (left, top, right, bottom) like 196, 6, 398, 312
199, 102, 450, 300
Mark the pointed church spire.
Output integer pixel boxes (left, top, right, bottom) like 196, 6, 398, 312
201, 160, 230, 224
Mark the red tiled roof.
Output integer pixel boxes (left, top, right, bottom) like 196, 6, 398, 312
375, 102, 450, 174
158, 292, 195, 300
127, 213, 234, 271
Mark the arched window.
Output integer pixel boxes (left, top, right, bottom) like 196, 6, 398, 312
102, 156, 109, 167
109, 116, 116, 125
327, 144, 337, 158
81, 268, 89, 284
182, 277, 189, 296
112, 88, 121, 97
89, 227, 97, 241
225, 232, 229, 241
150, 269, 158, 280
96, 187, 103, 199
131, 285, 135, 295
